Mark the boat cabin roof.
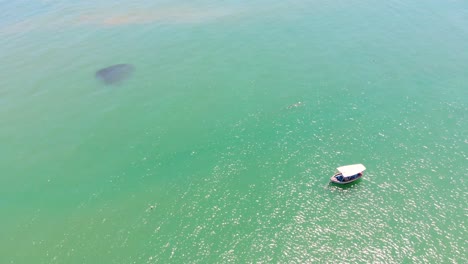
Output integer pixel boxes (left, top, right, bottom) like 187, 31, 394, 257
337, 164, 366, 177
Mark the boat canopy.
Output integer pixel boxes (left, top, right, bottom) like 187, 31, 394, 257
337, 164, 366, 177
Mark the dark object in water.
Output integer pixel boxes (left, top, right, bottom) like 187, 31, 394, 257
95, 64, 134, 85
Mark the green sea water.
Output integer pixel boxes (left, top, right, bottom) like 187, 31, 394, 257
1, 1, 467, 263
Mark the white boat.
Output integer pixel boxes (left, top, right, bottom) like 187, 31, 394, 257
330, 164, 366, 184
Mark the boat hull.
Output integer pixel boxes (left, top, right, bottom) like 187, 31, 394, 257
330, 173, 362, 184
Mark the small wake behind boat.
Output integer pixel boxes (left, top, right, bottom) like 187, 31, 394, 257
330, 164, 366, 184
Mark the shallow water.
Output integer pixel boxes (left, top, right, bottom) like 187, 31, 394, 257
1, 0, 467, 263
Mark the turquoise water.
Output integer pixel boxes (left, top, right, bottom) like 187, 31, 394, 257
1, 1, 467, 263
